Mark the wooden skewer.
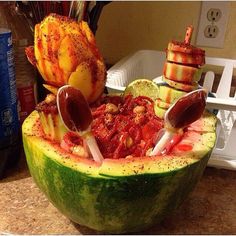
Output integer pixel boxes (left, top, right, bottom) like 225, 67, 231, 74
184, 25, 194, 45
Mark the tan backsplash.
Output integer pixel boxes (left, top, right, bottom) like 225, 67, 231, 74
96, 1, 236, 69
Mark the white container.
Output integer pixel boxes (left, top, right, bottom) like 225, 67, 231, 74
106, 50, 236, 170
106, 50, 166, 93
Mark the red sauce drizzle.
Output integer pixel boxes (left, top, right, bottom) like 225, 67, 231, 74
167, 90, 206, 129
58, 86, 92, 132
177, 144, 193, 152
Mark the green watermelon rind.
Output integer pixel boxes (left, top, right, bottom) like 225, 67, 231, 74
23, 111, 216, 233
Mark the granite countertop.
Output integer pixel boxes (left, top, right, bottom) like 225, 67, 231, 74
1, 151, 236, 235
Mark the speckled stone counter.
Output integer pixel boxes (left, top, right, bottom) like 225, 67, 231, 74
1, 152, 236, 234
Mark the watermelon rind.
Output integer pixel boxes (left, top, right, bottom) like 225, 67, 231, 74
22, 111, 216, 233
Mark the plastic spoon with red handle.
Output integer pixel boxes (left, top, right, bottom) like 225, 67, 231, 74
150, 89, 207, 156
57, 85, 104, 164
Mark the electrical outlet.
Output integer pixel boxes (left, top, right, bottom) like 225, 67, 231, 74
196, 2, 230, 48
204, 25, 219, 38
207, 8, 222, 22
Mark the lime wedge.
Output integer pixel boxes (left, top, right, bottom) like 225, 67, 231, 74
124, 79, 159, 101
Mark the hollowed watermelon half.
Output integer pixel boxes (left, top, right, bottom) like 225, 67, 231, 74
22, 110, 216, 234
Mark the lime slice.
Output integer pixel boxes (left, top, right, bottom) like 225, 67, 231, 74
154, 105, 167, 119
124, 79, 159, 101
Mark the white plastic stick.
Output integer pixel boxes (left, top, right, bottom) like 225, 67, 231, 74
150, 130, 174, 156
84, 132, 104, 164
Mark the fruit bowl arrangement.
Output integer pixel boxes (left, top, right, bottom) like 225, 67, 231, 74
22, 17, 217, 234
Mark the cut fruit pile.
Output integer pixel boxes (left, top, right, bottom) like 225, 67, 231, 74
25, 14, 106, 104
35, 94, 67, 142
34, 25, 207, 164
155, 26, 205, 119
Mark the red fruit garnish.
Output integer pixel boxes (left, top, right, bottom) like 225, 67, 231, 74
57, 85, 93, 132
151, 89, 207, 156
166, 89, 207, 129
57, 85, 104, 164
25, 46, 37, 66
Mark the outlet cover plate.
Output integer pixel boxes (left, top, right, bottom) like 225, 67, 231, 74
196, 2, 230, 48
